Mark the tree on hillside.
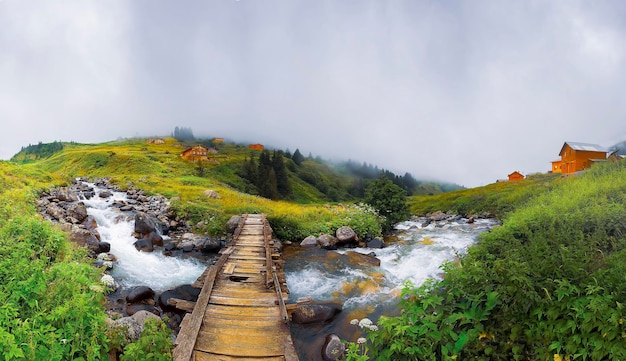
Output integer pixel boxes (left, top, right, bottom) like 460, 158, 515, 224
292, 149, 305, 166
364, 178, 410, 232
172, 126, 195, 141
272, 151, 291, 198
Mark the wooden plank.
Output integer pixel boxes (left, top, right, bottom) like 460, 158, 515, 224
195, 331, 286, 357
223, 263, 236, 275
168, 298, 196, 313
209, 295, 277, 307
173, 251, 230, 361
193, 351, 285, 361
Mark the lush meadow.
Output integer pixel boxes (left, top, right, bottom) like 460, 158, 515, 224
369, 161, 626, 360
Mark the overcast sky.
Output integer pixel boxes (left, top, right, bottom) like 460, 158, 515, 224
1, 0, 625, 187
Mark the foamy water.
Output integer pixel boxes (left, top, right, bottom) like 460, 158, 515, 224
284, 218, 498, 309
81, 183, 206, 291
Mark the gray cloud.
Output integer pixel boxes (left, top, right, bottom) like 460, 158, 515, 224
1, 0, 625, 187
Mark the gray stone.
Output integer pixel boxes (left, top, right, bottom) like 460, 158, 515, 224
336, 226, 357, 243
322, 334, 346, 361
318, 234, 338, 250
300, 236, 318, 248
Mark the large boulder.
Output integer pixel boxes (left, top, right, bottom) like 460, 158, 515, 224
366, 238, 385, 249
226, 215, 242, 235
133, 238, 154, 252
158, 285, 201, 310
147, 231, 163, 247
134, 212, 158, 235
46, 203, 66, 222
336, 226, 357, 244
291, 302, 342, 324
66, 202, 88, 223
126, 286, 156, 303
69, 227, 101, 252
318, 234, 338, 250
300, 236, 318, 248
200, 238, 222, 253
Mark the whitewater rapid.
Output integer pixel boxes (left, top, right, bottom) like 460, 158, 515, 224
81, 184, 206, 291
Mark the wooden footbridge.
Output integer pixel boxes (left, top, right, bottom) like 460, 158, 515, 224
173, 214, 299, 361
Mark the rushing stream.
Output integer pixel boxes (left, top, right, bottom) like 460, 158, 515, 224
283, 216, 499, 360
80, 183, 206, 291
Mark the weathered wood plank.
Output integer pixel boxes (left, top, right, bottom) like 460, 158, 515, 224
193, 351, 285, 361
168, 298, 197, 313
174, 214, 297, 361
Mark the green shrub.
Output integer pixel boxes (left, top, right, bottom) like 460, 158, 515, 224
371, 161, 626, 359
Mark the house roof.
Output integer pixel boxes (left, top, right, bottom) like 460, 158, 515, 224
559, 141, 606, 156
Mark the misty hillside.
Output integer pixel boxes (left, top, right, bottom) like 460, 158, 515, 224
11, 137, 461, 204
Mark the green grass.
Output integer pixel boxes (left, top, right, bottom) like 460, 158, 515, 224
369, 160, 626, 360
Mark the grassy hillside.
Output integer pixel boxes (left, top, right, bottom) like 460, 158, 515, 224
369, 160, 626, 360
409, 172, 562, 218
21, 138, 382, 240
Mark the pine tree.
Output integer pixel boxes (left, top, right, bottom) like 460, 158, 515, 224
272, 151, 291, 198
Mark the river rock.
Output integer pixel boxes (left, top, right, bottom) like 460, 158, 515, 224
318, 234, 338, 250
322, 334, 346, 361
52, 188, 79, 202
125, 303, 159, 317
180, 242, 195, 252
336, 226, 356, 244
126, 286, 156, 303
66, 202, 88, 223
158, 285, 201, 310
200, 238, 222, 253
367, 238, 385, 249
46, 203, 66, 221
96, 241, 111, 254
345, 251, 381, 267
109, 310, 160, 341
134, 212, 158, 235
99, 190, 113, 198
134, 238, 154, 252
69, 227, 101, 252
300, 236, 318, 248
82, 215, 98, 230
291, 302, 342, 324
226, 215, 242, 235
147, 231, 163, 247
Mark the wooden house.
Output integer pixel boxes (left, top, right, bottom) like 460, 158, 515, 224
213, 138, 224, 143
248, 144, 264, 151
181, 145, 217, 161
508, 171, 524, 182
551, 142, 607, 174
146, 138, 165, 144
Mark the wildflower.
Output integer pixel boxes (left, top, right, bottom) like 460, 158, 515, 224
350, 319, 359, 326
60, 339, 67, 344
367, 325, 379, 332
358, 318, 373, 328
100, 274, 115, 287
357, 337, 367, 344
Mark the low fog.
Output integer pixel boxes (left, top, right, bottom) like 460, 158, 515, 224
1, 0, 625, 187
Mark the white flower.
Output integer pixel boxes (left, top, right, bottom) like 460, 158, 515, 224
357, 337, 367, 344
367, 325, 379, 332
358, 318, 373, 328
100, 274, 115, 287
350, 319, 359, 326
103, 261, 113, 269
60, 338, 67, 344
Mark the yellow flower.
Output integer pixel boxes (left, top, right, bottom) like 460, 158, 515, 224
554, 354, 563, 361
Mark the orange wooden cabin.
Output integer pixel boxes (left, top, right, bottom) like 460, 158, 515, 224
551, 142, 607, 174
508, 171, 524, 182
181, 145, 217, 161
248, 143, 264, 151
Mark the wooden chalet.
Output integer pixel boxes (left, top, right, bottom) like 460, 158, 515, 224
213, 137, 224, 143
551, 142, 607, 174
181, 145, 217, 161
249, 143, 264, 151
508, 171, 524, 182
146, 138, 165, 144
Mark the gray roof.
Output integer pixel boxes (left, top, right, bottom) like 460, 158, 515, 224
559, 141, 607, 156
564, 141, 606, 152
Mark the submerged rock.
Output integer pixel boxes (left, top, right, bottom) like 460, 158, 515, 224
291, 302, 342, 324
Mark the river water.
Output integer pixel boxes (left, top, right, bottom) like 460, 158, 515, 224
79, 183, 497, 359
283, 217, 499, 360
80, 183, 206, 291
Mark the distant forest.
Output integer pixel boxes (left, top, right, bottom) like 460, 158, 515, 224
13, 141, 69, 161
